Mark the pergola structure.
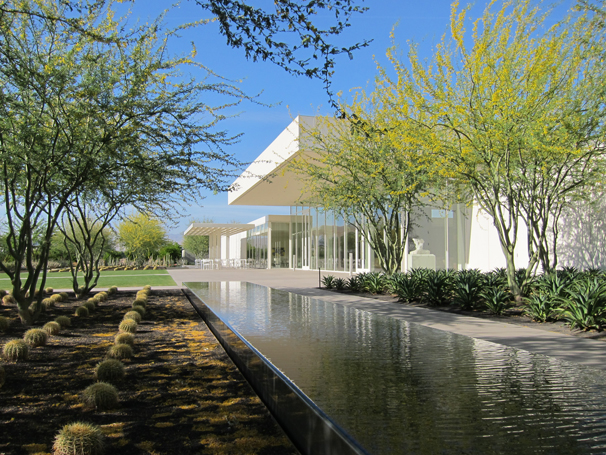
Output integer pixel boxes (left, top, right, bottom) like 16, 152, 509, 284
184, 223, 254, 260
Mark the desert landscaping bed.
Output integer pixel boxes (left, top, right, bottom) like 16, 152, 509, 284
0, 289, 298, 455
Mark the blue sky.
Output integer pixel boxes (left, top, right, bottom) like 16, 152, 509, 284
125, 0, 575, 240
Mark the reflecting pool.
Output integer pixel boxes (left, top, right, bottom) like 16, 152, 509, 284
185, 281, 606, 455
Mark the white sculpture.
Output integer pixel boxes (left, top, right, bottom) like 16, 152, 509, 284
411, 238, 430, 255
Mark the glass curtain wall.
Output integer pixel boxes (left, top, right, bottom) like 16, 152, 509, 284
246, 222, 268, 268
271, 222, 289, 268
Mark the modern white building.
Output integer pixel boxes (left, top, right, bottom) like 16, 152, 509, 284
185, 115, 601, 273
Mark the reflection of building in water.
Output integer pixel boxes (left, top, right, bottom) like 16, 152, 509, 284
184, 115, 604, 273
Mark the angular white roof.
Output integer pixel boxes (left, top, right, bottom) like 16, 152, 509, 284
228, 115, 318, 206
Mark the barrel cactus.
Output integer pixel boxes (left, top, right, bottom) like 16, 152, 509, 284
118, 319, 137, 334
24, 328, 48, 347
95, 359, 125, 383
75, 306, 89, 317
107, 344, 133, 360
43, 321, 62, 336
114, 333, 134, 347
123, 311, 141, 324
53, 421, 105, 455
3, 339, 29, 361
55, 316, 71, 328
81, 382, 119, 410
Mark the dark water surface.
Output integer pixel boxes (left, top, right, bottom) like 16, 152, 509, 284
185, 281, 606, 455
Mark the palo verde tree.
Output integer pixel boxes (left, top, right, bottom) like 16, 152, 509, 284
0, 0, 370, 324
291, 99, 435, 275
0, 1, 243, 323
386, 0, 606, 296
116, 213, 167, 265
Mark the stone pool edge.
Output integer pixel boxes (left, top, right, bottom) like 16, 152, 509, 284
182, 285, 370, 455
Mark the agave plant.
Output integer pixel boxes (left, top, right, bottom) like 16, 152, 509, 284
333, 278, 346, 291
555, 277, 606, 331
452, 269, 484, 310
346, 275, 361, 292
536, 271, 577, 299
523, 291, 558, 322
361, 272, 388, 294
321, 275, 335, 289
391, 273, 425, 303
481, 286, 511, 315
424, 270, 453, 306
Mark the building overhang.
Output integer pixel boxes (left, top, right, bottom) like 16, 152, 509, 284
228, 115, 326, 206
184, 223, 254, 237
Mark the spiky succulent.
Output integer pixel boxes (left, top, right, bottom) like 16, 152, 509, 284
131, 305, 146, 318
81, 382, 119, 410
0, 316, 9, 332
24, 328, 48, 347
123, 311, 141, 324
83, 300, 96, 312
114, 333, 134, 347
95, 359, 125, 383
43, 321, 61, 336
118, 319, 137, 334
53, 421, 105, 455
132, 298, 146, 308
55, 316, 71, 328
75, 306, 89, 317
42, 298, 55, 310
2, 294, 16, 305
107, 344, 133, 360
3, 339, 29, 361
45, 287, 54, 294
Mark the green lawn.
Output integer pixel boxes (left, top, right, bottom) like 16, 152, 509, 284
0, 269, 177, 290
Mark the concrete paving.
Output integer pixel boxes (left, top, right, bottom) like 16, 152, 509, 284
167, 267, 606, 371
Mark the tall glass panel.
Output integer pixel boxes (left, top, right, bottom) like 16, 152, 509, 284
317, 210, 326, 270
336, 215, 345, 271
325, 211, 334, 270
347, 219, 356, 273
271, 222, 289, 268
311, 207, 317, 269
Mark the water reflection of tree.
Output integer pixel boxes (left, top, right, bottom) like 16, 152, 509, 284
557, 197, 606, 270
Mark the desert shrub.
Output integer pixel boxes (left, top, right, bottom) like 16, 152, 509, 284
118, 319, 138, 334
131, 305, 146, 318
2, 294, 16, 305
59, 292, 69, 300
42, 298, 55, 310
45, 287, 54, 294
95, 359, 125, 383
83, 300, 96, 312
53, 421, 105, 455
123, 311, 141, 324
43, 321, 62, 336
0, 316, 9, 332
55, 316, 71, 328
114, 333, 135, 347
24, 328, 48, 347
321, 275, 335, 289
132, 298, 146, 308
75, 306, 89, 317
82, 382, 119, 410
0, 365, 4, 388
107, 344, 133, 360
3, 339, 29, 361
